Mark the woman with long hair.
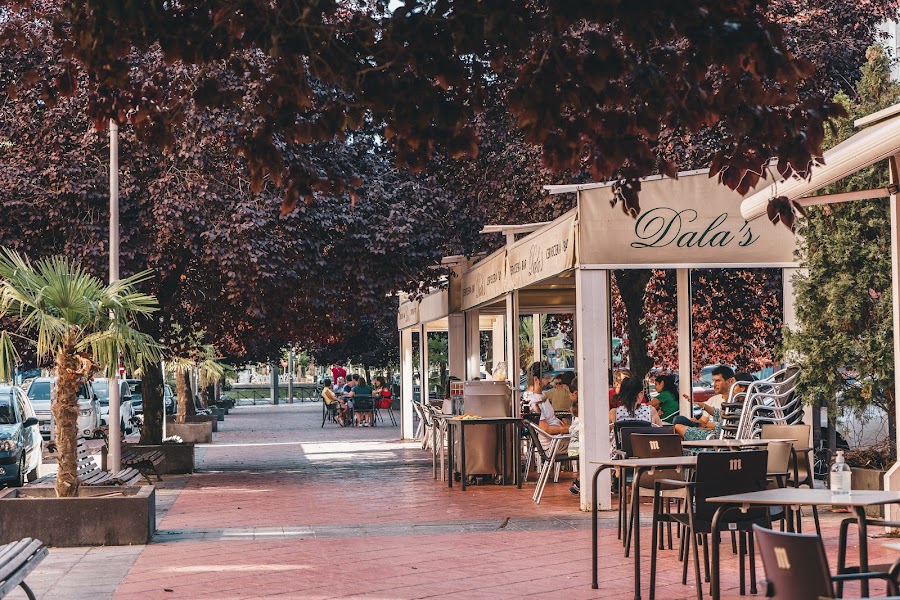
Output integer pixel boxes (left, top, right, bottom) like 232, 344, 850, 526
650, 374, 679, 424
609, 377, 661, 425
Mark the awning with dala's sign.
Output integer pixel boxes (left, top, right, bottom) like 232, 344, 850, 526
577, 171, 799, 269
506, 210, 576, 288
461, 248, 508, 310
397, 299, 419, 330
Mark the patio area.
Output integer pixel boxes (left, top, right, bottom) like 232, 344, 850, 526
8, 401, 900, 599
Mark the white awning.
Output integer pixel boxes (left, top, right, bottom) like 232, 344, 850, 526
741, 111, 900, 220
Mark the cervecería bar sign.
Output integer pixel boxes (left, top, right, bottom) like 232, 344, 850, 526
578, 172, 798, 267
461, 249, 507, 310
507, 213, 576, 289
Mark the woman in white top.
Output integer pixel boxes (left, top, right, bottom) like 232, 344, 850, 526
609, 377, 662, 426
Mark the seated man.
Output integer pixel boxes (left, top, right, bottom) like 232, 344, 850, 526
674, 365, 736, 427
546, 372, 575, 413
675, 375, 752, 440
321, 377, 348, 425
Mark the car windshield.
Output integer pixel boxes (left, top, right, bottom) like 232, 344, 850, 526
93, 381, 109, 404
28, 381, 52, 401
0, 400, 14, 425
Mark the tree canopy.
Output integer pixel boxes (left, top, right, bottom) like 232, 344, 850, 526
3, 0, 881, 218
783, 46, 899, 422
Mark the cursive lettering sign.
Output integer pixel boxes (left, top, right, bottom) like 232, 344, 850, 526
631, 207, 757, 249
527, 244, 544, 276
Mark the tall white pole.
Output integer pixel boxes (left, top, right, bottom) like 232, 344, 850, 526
884, 155, 900, 524
676, 269, 692, 417
108, 119, 121, 472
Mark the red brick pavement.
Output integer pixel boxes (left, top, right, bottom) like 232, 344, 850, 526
112, 403, 900, 599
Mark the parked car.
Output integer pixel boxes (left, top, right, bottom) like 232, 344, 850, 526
92, 378, 135, 434
0, 385, 41, 485
164, 384, 176, 415
25, 377, 101, 440
126, 379, 143, 415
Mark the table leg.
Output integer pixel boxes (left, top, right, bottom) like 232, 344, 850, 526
592, 465, 610, 590
447, 423, 454, 488
855, 507, 870, 598
432, 419, 438, 479
516, 423, 522, 489
460, 422, 467, 491
500, 424, 507, 485
630, 467, 647, 599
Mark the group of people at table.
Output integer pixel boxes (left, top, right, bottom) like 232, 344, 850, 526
523, 363, 752, 495
321, 364, 393, 427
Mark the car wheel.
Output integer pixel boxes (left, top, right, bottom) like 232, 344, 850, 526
12, 454, 25, 487
25, 462, 38, 483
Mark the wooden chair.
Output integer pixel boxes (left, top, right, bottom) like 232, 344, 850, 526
0, 538, 48, 600
754, 525, 900, 599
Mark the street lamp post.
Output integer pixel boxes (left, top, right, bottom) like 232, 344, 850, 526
108, 119, 122, 472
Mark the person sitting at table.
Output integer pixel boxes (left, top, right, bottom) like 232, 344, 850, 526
609, 377, 662, 426
523, 361, 551, 414
546, 372, 575, 412
649, 374, 680, 424
675, 375, 753, 440
321, 378, 348, 426
349, 377, 374, 427
373, 376, 392, 410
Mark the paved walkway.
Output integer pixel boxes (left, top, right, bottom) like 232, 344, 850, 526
9, 402, 900, 599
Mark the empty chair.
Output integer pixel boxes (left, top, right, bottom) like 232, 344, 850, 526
649, 450, 769, 600
526, 422, 575, 504
628, 433, 686, 553
754, 525, 900, 599
761, 424, 819, 534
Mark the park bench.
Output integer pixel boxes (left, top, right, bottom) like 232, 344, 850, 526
121, 446, 164, 483
76, 439, 146, 486
0, 538, 48, 600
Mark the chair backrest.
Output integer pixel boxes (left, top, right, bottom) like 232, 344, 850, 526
613, 419, 653, 451
694, 450, 769, 523
766, 441, 792, 477
753, 525, 834, 600
621, 426, 675, 457
630, 433, 683, 459
761, 423, 810, 445
353, 395, 374, 410
527, 422, 551, 461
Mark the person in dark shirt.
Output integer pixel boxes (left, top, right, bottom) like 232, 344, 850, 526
350, 377, 374, 427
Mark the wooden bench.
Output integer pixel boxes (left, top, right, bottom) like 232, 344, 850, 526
121, 446, 164, 482
76, 440, 146, 486
0, 538, 48, 600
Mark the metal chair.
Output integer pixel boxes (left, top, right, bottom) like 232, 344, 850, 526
761, 423, 820, 534
321, 400, 340, 428
649, 450, 770, 600
628, 432, 685, 554
754, 525, 900, 599
526, 422, 574, 504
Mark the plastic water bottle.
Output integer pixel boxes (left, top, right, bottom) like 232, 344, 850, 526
830, 450, 852, 496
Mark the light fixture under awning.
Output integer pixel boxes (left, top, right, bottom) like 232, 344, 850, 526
740, 110, 900, 221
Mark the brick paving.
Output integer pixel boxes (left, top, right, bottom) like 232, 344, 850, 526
8, 402, 900, 599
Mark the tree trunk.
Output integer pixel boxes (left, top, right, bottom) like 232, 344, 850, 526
140, 363, 164, 444
175, 369, 195, 424
54, 332, 82, 497
614, 270, 654, 383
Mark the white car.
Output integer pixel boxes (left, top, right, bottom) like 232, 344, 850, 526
25, 377, 101, 440
0, 385, 42, 484
92, 378, 136, 434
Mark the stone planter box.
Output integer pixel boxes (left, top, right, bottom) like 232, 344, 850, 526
851, 467, 886, 517
0, 486, 155, 546
165, 421, 213, 444
168, 414, 217, 433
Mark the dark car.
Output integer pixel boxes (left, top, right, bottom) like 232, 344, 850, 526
126, 379, 143, 415
0, 385, 41, 486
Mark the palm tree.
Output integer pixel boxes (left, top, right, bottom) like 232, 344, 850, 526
0, 249, 160, 497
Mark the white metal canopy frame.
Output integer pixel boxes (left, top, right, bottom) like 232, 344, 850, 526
398, 170, 802, 511
738, 102, 900, 521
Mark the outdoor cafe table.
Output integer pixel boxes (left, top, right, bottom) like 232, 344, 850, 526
681, 438, 795, 450
591, 456, 698, 599
706, 488, 900, 600
444, 416, 522, 491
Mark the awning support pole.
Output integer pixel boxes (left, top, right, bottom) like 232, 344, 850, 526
676, 268, 692, 415
884, 154, 900, 525
400, 328, 414, 439
577, 268, 612, 511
